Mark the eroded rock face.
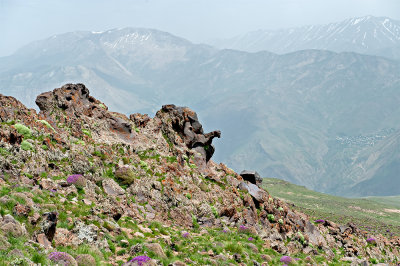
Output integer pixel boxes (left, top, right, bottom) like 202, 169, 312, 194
156, 104, 221, 162
35, 83, 134, 144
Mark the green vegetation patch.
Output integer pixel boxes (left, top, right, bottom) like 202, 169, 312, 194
14, 123, 31, 138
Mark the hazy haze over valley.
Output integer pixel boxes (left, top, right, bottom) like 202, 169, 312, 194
1, 0, 400, 197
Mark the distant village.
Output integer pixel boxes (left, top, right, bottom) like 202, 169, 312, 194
336, 128, 395, 146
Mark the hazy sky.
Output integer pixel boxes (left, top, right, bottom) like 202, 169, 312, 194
1, 0, 399, 56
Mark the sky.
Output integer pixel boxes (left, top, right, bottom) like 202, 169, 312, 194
1, 0, 400, 56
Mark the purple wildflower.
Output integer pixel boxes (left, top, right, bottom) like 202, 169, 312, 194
222, 229, 228, 233
248, 237, 254, 241
67, 174, 82, 184
314, 219, 325, 224
280, 256, 292, 264
48, 252, 73, 265
239, 225, 248, 231
182, 232, 189, 238
366, 238, 376, 244
66, 174, 86, 187
128, 256, 151, 266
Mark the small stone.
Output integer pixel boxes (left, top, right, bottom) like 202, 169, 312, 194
260, 254, 272, 262
121, 239, 129, 246
215, 254, 227, 261
82, 199, 92, 205
134, 232, 144, 238
37, 233, 52, 249
200, 229, 208, 235
102, 178, 125, 196
13, 203, 31, 217
29, 213, 41, 225
247, 243, 258, 253
130, 243, 143, 255
138, 224, 153, 233
145, 243, 166, 258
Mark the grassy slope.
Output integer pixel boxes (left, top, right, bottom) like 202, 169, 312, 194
262, 178, 400, 237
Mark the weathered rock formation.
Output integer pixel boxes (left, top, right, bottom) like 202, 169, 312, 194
156, 104, 221, 162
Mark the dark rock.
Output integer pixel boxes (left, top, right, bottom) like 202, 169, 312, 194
240, 170, 262, 185
156, 104, 221, 162
233, 253, 241, 262
39, 211, 58, 242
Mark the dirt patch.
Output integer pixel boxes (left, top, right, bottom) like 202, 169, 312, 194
349, 206, 384, 215
304, 195, 318, 199
384, 208, 400, 214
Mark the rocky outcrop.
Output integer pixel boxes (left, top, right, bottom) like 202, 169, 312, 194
156, 104, 221, 162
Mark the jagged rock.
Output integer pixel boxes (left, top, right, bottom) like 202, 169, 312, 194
238, 182, 268, 204
130, 113, 151, 128
38, 212, 58, 242
240, 170, 262, 185
0, 94, 37, 124
156, 104, 221, 162
102, 178, 125, 196
304, 221, 326, 246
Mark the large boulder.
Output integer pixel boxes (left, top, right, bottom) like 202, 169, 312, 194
240, 170, 262, 186
238, 182, 269, 204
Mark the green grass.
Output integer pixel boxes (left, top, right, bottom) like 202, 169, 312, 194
262, 178, 400, 237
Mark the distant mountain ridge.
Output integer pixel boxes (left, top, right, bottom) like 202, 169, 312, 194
210, 16, 400, 59
1, 26, 400, 196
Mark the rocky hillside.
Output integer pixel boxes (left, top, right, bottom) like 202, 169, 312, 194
0, 83, 399, 265
2, 29, 400, 196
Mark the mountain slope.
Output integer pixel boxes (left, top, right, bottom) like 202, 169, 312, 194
1, 28, 400, 196
262, 178, 400, 237
1, 84, 399, 264
210, 16, 400, 58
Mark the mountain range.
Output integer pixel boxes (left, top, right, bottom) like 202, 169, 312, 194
1, 16, 400, 197
210, 16, 400, 59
